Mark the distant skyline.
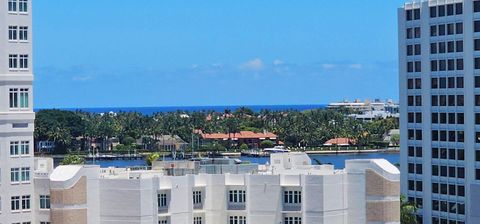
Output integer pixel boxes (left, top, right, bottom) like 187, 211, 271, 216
34, 0, 405, 108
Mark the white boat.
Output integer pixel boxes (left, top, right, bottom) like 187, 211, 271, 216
263, 146, 290, 153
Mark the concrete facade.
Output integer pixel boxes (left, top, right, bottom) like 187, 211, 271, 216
399, 1, 479, 223
31, 153, 400, 224
0, 0, 35, 223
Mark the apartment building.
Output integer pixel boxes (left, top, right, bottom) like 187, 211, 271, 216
31, 153, 400, 224
0, 0, 35, 223
399, 0, 480, 223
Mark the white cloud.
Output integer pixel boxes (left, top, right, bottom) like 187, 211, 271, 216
273, 59, 284, 66
349, 64, 363, 69
240, 58, 264, 71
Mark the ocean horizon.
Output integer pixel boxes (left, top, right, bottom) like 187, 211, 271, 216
34, 104, 329, 115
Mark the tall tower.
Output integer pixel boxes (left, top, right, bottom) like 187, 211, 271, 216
398, 1, 480, 223
0, 0, 35, 223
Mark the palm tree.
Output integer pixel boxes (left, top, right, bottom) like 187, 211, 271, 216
400, 195, 418, 224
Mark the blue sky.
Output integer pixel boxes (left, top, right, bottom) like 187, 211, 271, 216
34, 0, 405, 108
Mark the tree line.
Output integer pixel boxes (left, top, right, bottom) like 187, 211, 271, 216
34, 108, 399, 153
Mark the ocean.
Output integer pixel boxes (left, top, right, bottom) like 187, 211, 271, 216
35, 104, 328, 115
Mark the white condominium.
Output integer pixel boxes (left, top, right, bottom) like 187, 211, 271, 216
0, 0, 35, 224
399, 1, 480, 223
33, 153, 400, 224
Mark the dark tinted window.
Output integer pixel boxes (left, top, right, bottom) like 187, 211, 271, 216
475, 21, 480, 32
456, 22, 463, 34
431, 26, 437, 36
476, 58, 480, 69
414, 9, 420, 20
447, 4, 454, 16
456, 3, 463, 14
430, 6, 437, 17
475, 1, 480, 12
439, 5, 445, 17
457, 40, 463, 52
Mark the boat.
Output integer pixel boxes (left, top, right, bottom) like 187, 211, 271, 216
263, 146, 290, 154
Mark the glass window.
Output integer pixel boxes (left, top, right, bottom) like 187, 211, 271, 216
475, 1, 480, 12
430, 6, 437, 18
456, 22, 463, 34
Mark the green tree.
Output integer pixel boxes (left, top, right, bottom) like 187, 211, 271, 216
390, 133, 400, 146
401, 195, 418, 224
260, 140, 274, 149
145, 153, 161, 166
240, 143, 249, 150
60, 155, 85, 165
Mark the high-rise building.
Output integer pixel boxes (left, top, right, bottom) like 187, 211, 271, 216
0, 0, 35, 223
398, 1, 480, 223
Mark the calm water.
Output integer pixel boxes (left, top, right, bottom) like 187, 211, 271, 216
85, 152, 400, 169
35, 104, 327, 115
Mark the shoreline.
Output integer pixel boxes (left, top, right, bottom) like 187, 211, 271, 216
224, 148, 400, 157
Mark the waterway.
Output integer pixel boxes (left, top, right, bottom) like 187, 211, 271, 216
84, 152, 400, 169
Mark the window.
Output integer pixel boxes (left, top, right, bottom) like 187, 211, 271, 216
193, 217, 202, 224
447, 4, 454, 16
21, 195, 30, 210
431, 43, 437, 54
229, 190, 246, 203
157, 193, 167, 208
476, 58, 480, 69
19, 0, 27, 12
439, 24, 446, 35
475, 1, 480, 12
158, 220, 168, 224
456, 3, 463, 14
475, 21, 480, 32
456, 22, 463, 34
19, 26, 28, 41
8, 0, 17, 12
284, 217, 302, 224
10, 141, 19, 156
439, 5, 445, 17
414, 27, 420, 38
457, 40, 463, 52
407, 45, 413, 56
229, 216, 246, 224
9, 54, 18, 69
457, 77, 464, 88
11, 168, 20, 183
9, 88, 29, 109
9, 26, 17, 40
193, 191, 202, 205
457, 58, 464, 70
284, 191, 301, 204
447, 24, 454, 35
406, 9, 412, 21
19, 54, 28, 69
430, 6, 437, 18
39, 195, 50, 209
431, 25, 437, 36
407, 28, 413, 39
414, 9, 420, 20
414, 44, 421, 55
407, 79, 414, 89
21, 141, 29, 155
476, 39, 480, 51
21, 167, 30, 182
11, 196, 20, 211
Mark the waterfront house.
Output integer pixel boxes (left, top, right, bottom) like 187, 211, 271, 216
199, 130, 277, 148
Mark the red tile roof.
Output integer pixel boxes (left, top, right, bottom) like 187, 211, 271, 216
201, 131, 277, 140
323, 138, 356, 146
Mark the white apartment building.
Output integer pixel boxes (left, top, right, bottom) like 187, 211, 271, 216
0, 0, 35, 224
32, 153, 400, 224
398, 0, 480, 223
